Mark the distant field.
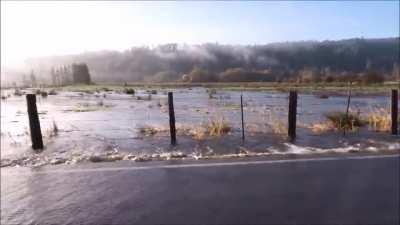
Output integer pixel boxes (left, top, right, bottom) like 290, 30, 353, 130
46, 81, 399, 93
1, 81, 398, 93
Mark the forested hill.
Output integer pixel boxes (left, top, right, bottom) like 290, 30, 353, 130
17, 37, 400, 84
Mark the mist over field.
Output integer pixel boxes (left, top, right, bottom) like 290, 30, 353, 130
2, 37, 399, 87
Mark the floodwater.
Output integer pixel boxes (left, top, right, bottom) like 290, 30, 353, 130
1, 87, 399, 224
0, 87, 399, 167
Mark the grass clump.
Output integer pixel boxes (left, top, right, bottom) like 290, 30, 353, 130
268, 117, 286, 135
208, 118, 231, 136
187, 117, 231, 140
264, 110, 286, 135
366, 108, 391, 132
46, 121, 59, 138
136, 94, 152, 101
207, 89, 217, 99
137, 125, 167, 136
69, 103, 99, 112
325, 111, 365, 131
48, 89, 57, 95
124, 88, 135, 95
13, 89, 23, 96
310, 122, 335, 134
102, 87, 112, 92
40, 91, 48, 98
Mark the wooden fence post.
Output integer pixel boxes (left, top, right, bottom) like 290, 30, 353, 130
26, 94, 43, 150
168, 92, 176, 145
288, 91, 297, 141
392, 89, 398, 135
344, 83, 352, 136
240, 94, 245, 142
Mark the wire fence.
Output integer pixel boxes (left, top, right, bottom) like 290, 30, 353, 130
1, 88, 398, 151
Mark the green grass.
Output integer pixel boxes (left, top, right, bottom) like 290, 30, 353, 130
27, 81, 398, 93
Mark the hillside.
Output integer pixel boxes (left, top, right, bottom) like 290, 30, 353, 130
3, 37, 399, 86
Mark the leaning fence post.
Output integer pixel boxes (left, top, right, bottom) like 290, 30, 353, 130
240, 94, 245, 142
168, 92, 177, 145
344, 83, 352, 136
288, 91, 297, 141
26, 94, 43, 150
392, 89, 398, 135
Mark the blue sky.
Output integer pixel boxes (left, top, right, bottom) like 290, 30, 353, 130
1, 1, 399, 66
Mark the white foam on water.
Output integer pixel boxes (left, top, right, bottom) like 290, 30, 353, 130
1, 141, 398, 168
282, 143, 359, 154
3, 154, 398, 176
388, 143, 400, 150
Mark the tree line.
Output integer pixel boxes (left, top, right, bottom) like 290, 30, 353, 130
19, 37, 400, 85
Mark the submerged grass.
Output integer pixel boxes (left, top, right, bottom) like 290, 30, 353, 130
208, 117, 231, 136
65, 101, 115, 112
138, 126, 159, 136
309, 121, 336, 134
365, 108, 391, 132
186, 117, 232, 140
324, 111, 365, 131
137, 125, 170, 136
268, 113, 287, 135
49, 121, 59, 137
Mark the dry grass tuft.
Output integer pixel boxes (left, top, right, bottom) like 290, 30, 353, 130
190, 126, 207, 140
47, 120, 59, 138
309, 121, 335, 134
138, 126, 159, 136
188, 117, 231, 140
137, 125, 168, 136
325, 111, 365, 131
266, 111, 286, 135
365, 108, 391, 132
208, 118, 231, 136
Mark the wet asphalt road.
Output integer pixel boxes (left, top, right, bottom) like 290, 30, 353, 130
1, 155, 399, 225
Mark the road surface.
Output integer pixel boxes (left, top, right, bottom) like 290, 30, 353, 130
1, 154, 399, 224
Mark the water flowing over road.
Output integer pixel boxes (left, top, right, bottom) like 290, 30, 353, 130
2, 154, 399, 224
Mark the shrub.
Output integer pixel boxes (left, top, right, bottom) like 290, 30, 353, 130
219, 68, 247, 82
48, 89, 57, 95
72, 63, 91, 84
151, 70, 179, 82
188, 67, 217, 82
124, 88, 135, 95
13, 89, 23, 96
40, 91, 48, 98
207, 89, 217, 99
219, 67, 276, 82
361, 71, 385, 84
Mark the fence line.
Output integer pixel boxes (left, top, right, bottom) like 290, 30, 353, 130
22, 89, 399, 150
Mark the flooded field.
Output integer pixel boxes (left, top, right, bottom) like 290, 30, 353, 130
1, 87, 399, 167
